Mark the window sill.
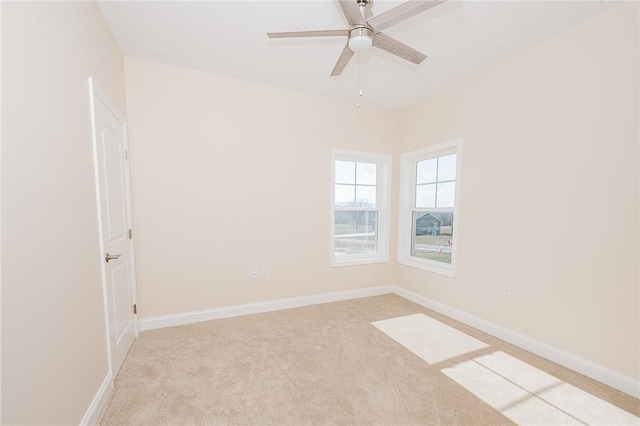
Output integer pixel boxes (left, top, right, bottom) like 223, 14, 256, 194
397, 256, 456, 277
331, 256, 389, 267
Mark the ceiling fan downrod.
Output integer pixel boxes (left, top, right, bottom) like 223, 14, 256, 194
357, 0, 369, 13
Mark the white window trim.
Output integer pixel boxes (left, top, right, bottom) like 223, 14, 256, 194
398, 139, 463, 277
331, 149, 391, 267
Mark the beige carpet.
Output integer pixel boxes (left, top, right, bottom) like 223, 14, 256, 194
99, 294, 639, 425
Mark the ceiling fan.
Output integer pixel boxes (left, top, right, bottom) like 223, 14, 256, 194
267, 0, 446, 76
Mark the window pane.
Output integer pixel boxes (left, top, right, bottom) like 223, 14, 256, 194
356, 162, 377, 185
416, 184, 436, 208
438, 154, 457, 182
417, 158, 437, 184
335, 184, 355, 207
436, 182, 456, 208
411, 211, 454, 264
335, 160, 355, 184
334, 211, 378, 257
355, 185, 376, 207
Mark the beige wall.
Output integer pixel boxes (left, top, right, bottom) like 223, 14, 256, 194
397, 3, 639, 379
1, 2, 127, 424
124, 57, 398, 318
2, 2, 636, 422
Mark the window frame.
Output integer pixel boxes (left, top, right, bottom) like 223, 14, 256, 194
331, 149, 391, 267
398, 139, 463, 277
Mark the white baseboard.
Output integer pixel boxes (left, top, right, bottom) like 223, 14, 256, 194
393, 286, 640, 399
79, 371, 113, 426
140, 286, 395, 331
137, 284, 638, 399
82, 284, 638, 426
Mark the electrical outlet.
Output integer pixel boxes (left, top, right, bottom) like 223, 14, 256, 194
262, 268, 269, 278
503, 286, 511, 298
250, 269, 258, 279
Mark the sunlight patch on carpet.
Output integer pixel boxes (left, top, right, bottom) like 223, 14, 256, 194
442, 351, 640, 425
373, 314, 639, 426
372, 313, 489, 364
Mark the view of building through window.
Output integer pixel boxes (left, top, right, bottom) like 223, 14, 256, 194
411, 211, 454, 263
411, 154, 457, 264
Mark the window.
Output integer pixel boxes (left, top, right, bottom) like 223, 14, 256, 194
331, 149, 391, 266
398, 140, 462, 276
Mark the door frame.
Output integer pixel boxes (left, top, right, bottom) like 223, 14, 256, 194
88, 77, 139, 376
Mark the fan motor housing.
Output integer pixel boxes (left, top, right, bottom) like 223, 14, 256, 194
348, 26, 374, 52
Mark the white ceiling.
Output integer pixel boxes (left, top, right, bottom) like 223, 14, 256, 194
99, 1, 617, 111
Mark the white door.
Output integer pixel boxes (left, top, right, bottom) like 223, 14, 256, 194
90, 79, 137, 376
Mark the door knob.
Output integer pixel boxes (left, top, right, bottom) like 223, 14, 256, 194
105, 252, 121, 263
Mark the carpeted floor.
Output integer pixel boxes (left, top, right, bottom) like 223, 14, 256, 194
99, 294, 639, 425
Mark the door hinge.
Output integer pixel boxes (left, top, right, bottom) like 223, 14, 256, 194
124, 149, 128, 160
133, 304, 137, 315
128, 229, 133, 239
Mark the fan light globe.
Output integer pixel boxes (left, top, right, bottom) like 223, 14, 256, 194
349, 28, 373, 52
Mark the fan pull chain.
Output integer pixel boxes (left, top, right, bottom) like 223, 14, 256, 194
356, 52, 363, 145
356, 52, 362, 109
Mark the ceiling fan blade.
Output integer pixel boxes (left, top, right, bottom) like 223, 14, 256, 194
367, 0, 446, 33
330, 44, 355, 76
338, 0, 366, 26
373, 32, 427, 64
267, 29, 349, 38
